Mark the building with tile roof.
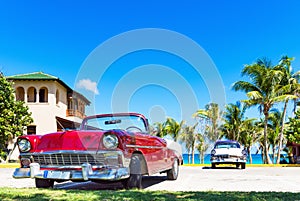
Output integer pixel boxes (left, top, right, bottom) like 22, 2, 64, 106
7, 72, 90, 134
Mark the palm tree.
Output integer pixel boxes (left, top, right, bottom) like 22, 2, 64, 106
193, 103, 223, 142
164, 117, 185, 142
274, 56, 300, 164
221, 101, 247, 142
268, 109, 281, 163
232, 58, 287, 164
179, 123, 199, 164
239, 118, 262, 164
196, 135, 209, 164
151, 122, 166, 137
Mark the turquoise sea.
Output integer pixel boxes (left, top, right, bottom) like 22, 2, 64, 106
182, 154, 279, 164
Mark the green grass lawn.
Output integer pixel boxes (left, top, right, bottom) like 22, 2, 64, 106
0, 188, 299, 201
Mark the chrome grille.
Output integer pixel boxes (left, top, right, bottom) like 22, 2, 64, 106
218, 154, 229, 159
32, 153, 105, 166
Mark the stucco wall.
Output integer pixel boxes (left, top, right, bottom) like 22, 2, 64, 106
13, 80, 69, 134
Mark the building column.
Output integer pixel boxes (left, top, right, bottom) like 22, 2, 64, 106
36, 89, 39, 103
24, 90, 28, 102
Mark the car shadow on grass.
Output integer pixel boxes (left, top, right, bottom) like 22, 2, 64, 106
54, 175, 167, 190
54, 181, 124, 190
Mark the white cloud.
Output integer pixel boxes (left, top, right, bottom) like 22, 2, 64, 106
76, 79, 99, 95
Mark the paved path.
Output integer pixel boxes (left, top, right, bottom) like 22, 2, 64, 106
1, 166, 300, 192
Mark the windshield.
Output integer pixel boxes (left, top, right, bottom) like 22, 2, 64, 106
81, 114, 148, 133
215, 142, 240, 149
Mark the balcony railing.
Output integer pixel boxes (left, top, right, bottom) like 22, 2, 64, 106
66, 109, 86, 119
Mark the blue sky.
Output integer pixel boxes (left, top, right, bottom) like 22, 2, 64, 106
1, 1, 300, 125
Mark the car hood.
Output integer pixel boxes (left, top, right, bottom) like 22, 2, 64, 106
35, 130, 105, 152
214, 148, 243, 156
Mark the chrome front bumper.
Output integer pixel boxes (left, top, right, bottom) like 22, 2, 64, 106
13, 163, 130, 181
211, 157, 246, 164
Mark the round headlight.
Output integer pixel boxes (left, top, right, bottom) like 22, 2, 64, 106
103, 134, 119, 149
211, 149, 216, 155
18, 138, 31, 152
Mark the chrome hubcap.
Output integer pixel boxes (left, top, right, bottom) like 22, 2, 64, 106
174, 159, 179, 176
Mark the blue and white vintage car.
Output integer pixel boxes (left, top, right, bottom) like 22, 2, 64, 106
210, 140, 247, 169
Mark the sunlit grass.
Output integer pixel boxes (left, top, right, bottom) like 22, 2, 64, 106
0, 188, 299, 201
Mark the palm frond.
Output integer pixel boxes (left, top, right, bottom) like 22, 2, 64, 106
246, 91, 263, 100
272, 94, 298, 103
232, 81, 260, 93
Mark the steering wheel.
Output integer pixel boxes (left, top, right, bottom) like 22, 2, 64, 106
125, 126, 143, 132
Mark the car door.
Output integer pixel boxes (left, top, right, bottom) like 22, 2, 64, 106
133, 133, 167, 175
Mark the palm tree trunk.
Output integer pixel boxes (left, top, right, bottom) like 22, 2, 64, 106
263, 113, 272, 164
247, 147, 252, 164
261, 146, 265, 163
276, 100, 288, 164
201, 151, 205, 164
192, 148, 195, 164
272, 146, 276, 164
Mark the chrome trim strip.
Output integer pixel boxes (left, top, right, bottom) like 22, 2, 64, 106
20, 150, 124, 156
38, 165, 118, 169
126, 144, 163, 149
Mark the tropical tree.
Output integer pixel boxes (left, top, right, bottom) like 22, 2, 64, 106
151, 122, 166, 137
163, 117, 185, 142
239, 118, 262, 164
221, 101, 247, 142
285, 110, 300, 145
274, 56, 300, 164
193, 103, 223, 142
0, 73, 33, 161
232, 58, 289, 164
196, 134, 209, 164
268, 109, 281, 163
179, 123, 199, 164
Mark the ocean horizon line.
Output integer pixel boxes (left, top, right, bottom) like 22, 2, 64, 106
182, 153, 287, 165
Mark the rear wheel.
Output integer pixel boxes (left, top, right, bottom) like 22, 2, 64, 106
167, 158, 179, 180
123, 154, 143, 189
241, 163, 246, 169
211, 163, 216, 169
35, 179, 54, 188
236, 163, 240, 169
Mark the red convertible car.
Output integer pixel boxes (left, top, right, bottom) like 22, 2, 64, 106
13, 113, 182, 189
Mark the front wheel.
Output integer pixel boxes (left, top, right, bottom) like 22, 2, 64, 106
241, 163, 246, 169
123, 174, 142, 189
211, 163, 216, 169
35, 178, 54, 188
167, 159, 179, 180
123, 154, 143, 189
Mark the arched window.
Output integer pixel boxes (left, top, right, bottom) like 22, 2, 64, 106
39, 87, 48, 103
28, 87, 37, 102
16, 87, 25, 101
74, 99, 78, 110
68, 98, 73, 109
56, 89, 59, 104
